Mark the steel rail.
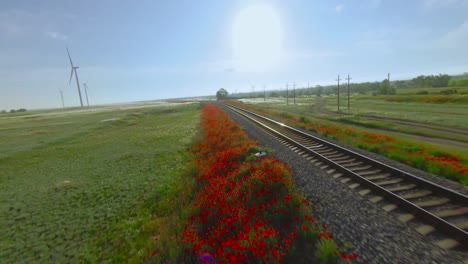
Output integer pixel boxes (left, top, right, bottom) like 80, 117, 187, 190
223, 103, 468, 247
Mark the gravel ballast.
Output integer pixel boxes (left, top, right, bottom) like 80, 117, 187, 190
221, 104, 467, 264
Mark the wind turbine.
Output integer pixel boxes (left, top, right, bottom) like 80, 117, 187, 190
66, 47, 84, 107
59, 89, 65, 108
83, 82, 90, 107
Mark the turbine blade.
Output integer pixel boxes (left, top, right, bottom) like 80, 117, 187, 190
66, 47, 74, 67
69, 68, 74, 84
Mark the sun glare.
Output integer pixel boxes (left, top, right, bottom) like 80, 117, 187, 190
232, 4, 284, 73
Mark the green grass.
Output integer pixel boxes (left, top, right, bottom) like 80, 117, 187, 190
325, 115, 468, 144
397, 86, 468, 95
0, 103, 199, 262
327, 94, 468, 129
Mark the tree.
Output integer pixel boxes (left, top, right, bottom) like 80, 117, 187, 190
377, 79, 396, 95
315, 85, 323, 97
216, 88, 229, 100
432, 74, 451, 87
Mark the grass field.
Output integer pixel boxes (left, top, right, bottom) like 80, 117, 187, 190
321, 94, 468, 130
244, 88, 468, 130
242, 92, 468, 142
0, 102, 199, 262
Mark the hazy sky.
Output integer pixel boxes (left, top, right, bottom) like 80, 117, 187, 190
1, 0, 467, 109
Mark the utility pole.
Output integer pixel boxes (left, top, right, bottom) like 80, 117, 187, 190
263, 85, 266, 102
252, 85, 255, 99
387, 72, 390, 95
59, 90, 65, 108
345, 74, 352, 111
293, 82, 296, 105
336, 74, 342, 111
286, 83, 289, 105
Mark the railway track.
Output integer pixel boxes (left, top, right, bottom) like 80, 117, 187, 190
223, 103, 468, 250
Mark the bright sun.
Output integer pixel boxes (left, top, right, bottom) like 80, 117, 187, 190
232, 4, 284, 73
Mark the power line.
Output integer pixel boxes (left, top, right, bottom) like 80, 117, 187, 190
335, 74, 342, 111
293, 82, 296, 105
387, 72, 390, 95
345, 74, 352, 110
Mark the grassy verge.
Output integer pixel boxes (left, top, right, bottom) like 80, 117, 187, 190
0, 103, 199, 262
226, 101, 468, 185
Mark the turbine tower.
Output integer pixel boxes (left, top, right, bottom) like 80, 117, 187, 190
66, 47, 84, 107
59, 89, 65, 108
83, 82, 90, 107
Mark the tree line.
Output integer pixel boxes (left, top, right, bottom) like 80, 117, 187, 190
1, 109, 27, 114
223, 72, 468, 99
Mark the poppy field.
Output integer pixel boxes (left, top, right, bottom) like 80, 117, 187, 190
150, 104, 356, 263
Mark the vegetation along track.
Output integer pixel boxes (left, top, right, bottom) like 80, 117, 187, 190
312, 97, 468, 142
223, 103, 468, 250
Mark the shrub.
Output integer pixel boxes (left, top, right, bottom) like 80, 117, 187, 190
440, 89, 457, 95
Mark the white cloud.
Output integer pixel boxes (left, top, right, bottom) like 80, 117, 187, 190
422, 0, 468, 7
335, 4, 344, 13
438, 20, 468, 48
0, 8, 74, 41
355, 40, 388, 49
288, 50, 344, 60
46, 31, 68, 41
370, 0, 383, 8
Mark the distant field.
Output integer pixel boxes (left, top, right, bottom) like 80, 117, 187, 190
0, 102, 199, 262
243, 91, 468, 133
321, 94, 468, 130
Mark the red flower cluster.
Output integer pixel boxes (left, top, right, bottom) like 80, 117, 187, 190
182, 104, 322, 263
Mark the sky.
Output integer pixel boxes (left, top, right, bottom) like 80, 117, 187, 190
1, 0, 468, 109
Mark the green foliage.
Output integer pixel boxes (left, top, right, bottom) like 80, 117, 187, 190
299, 116, 312, 124
316, 239, 339, 263
384, 95, 468, 104
415, 90, 428, 95
216, 88, 229, 100
440, 89, 458, 95
411, 74, 451, 88
432, 74, 451, 87
280, 111, 294, 119
451, 79, 468, 86
377, 79, 396, 95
